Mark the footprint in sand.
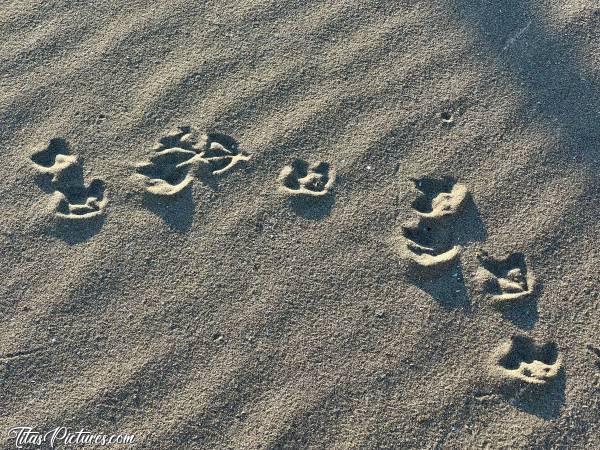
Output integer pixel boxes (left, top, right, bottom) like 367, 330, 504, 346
134, 126, 250, 196
410, 176, 468, 219
492, 335, 562, 385
400, 217, 461, 268
399, 176, 470, 269
475, 251, 535, 303
278, 159, 335, 197
31, 138, 107, 220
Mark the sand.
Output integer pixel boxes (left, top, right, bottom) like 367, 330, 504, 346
1, 0, 599, 448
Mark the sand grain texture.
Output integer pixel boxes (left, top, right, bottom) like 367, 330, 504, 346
1, 0, 599, 448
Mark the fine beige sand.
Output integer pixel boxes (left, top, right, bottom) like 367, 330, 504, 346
1, 1, 599, 448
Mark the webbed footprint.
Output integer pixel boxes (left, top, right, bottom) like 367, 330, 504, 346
278, 159, 335, 197
411, 176, 468, 218
475, 251, 535, 303
31, 139, 107, 220
53, 179, 107, 219
400, 218, 461, 268
492, 335, 561, 385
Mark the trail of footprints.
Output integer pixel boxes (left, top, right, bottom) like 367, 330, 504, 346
400, 176, 563, 389
30, 126, 589, 396
30, 127, 335, 216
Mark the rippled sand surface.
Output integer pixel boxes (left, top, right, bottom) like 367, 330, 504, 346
1, 1, 599, 448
